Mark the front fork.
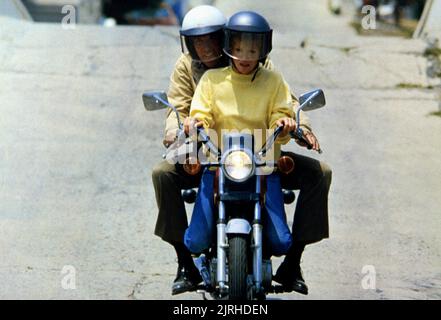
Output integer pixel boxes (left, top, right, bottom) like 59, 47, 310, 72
216, 171, 263, 293
216, 170, 228, 292
252, 177, 263, 292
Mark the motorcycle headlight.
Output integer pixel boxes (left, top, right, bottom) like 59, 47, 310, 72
223, 150, 254, 182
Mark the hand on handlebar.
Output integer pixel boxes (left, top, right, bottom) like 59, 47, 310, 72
276, 117, 296, 138
295, 130, 321, 152
183, 117, 204, 136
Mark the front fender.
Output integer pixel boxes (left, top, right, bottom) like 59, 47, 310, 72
225, 218, 252, 235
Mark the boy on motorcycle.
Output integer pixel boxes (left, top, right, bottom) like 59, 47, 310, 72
183, 10, 295, 259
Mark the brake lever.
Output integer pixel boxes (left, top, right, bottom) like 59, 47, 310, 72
290, 129, 323, 154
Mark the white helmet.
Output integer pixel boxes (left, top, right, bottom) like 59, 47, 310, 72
180, 5, 226, 36
180, 5, 226, 63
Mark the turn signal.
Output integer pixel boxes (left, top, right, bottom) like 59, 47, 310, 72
277, 156, 295, 174
183, 157, 201, 175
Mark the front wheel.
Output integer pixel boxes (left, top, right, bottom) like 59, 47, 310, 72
228, 235, 248, 300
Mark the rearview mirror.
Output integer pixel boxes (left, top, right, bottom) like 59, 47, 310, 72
142, 90, 183, 130
299, 89, 326, 111
142, 90, 169, 111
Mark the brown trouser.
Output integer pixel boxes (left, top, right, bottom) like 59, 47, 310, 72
279, 151, 332, 244
151, 151, 332, 245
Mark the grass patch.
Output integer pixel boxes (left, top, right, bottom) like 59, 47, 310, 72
396, 83, 427, 89
429, 111, 441, 118
424, 47, 441, 58
340, 47, 357, 54
350, 21, 363, 35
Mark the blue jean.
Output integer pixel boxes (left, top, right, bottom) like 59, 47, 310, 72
184, 169, 292, 256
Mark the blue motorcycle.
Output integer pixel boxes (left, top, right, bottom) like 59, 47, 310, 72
143, 89, 325, 300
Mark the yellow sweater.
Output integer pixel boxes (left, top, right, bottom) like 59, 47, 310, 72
190, 66, 293, 159
164, 54, 312, 145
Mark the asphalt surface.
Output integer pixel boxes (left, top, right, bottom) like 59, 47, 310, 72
0, 0, 440, 299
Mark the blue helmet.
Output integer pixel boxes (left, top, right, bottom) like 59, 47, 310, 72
224, 11, 273, 61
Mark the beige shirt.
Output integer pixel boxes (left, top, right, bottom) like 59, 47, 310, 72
164, 53, 312, 144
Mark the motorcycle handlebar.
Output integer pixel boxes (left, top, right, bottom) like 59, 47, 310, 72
196, 126, 221, 158
256, 125, 285, 158
290, 129, 322, 154
183, 123, 322, 160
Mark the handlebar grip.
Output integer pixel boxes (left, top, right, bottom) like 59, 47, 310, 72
290, 131, 323, 154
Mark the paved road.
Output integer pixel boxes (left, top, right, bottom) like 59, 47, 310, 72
0, 0, 440, 299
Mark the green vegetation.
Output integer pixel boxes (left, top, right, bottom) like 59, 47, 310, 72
340, 47, 357, 54
424, 47, 441, 58
350, 21, 363, 35
429, 111, 441, 118
396, 83, 434, 89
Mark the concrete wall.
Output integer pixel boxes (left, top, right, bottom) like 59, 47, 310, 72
414, 0, 441, 40
0, 0, 33, 21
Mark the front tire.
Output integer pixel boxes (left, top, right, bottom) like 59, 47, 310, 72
228, 235, 248, 300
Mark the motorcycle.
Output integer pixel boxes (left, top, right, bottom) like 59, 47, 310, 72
143, 88, 325, 300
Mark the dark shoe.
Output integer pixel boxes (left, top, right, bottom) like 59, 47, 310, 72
171, 264, 203, 295
291, 268, 308, 295
273, 263, 309, 295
